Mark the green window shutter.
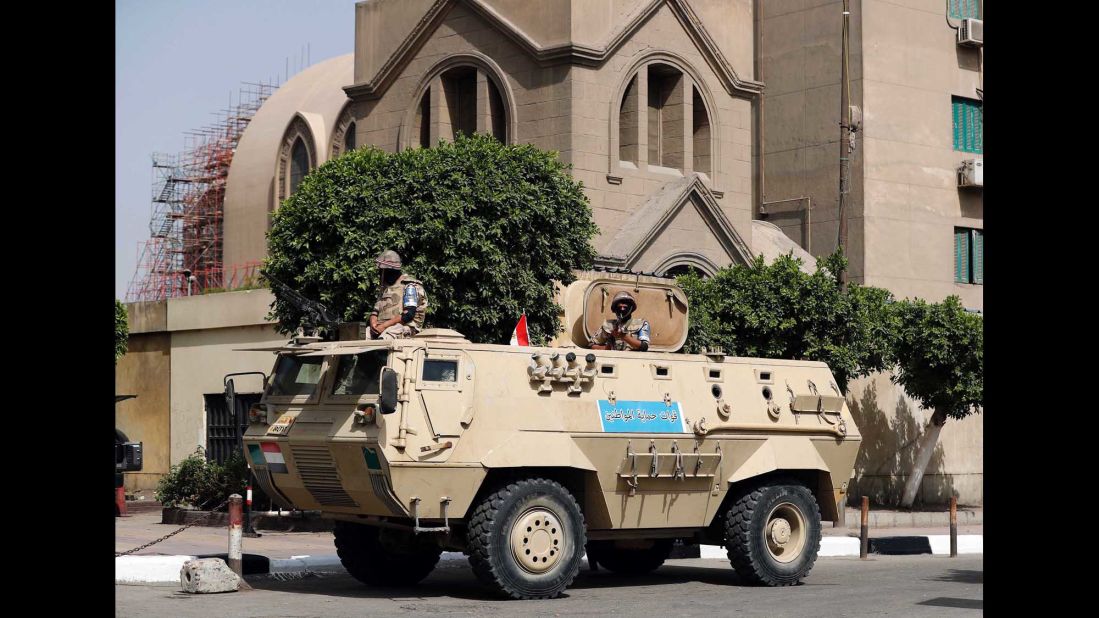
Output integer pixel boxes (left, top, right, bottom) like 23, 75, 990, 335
953, 97, 983, 153
954, 229, 970, 283
972, 229, 983, 284
952, 99, 963, 150
950, 0, 980, 19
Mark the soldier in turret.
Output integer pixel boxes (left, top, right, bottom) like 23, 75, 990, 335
368, 250, 428, 340
589, 291, 650, 351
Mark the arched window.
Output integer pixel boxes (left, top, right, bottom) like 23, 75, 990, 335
344, 122, 356, 153
404, 55, 514, 150
289, 138, 309, 196
648, 63, 685, 170
619, 75, 639, 163
659, 261, 703, 277
692, 88, 711, 176
613, 55, 716, 178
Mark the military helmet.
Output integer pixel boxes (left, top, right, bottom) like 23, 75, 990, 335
611, 291, 637, 314
376, 249, 402, 270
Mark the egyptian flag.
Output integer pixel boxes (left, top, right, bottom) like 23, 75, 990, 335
510, 313, 529, 346
258, 442, 288, 473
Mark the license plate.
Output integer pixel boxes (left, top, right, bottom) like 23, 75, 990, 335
267, 414, 295, 435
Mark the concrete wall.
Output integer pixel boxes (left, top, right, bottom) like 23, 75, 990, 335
761, 0, 982, 308
846, 372, 982, 506
169, 324, 285, 466
859, 0, 982, 308
760, 0, 865, 279
166, 289, 285, 465
116, 330, 171, 493
118, 290, 289, 493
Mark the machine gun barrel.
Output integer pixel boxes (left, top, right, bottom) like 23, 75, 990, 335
264, 274, 341, 335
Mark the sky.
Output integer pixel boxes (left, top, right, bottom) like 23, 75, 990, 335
115, 0, 356, 299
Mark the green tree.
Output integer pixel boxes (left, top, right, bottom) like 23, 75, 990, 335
677, 251, 894, 392
264, 134, 599, 344
890, 296, 983, 506
115, 299, 129, 364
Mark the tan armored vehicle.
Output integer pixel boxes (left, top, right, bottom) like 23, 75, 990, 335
238, 271, 860, 599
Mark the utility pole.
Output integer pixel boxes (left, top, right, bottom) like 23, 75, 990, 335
837, 0, 852, 287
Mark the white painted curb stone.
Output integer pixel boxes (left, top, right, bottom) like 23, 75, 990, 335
116, 555, 197, 584
819, 537, 861, 556
928, 535, 982, 555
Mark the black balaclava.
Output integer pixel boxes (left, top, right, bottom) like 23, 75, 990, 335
381, 268, 402, 286
614, 302, 634, 321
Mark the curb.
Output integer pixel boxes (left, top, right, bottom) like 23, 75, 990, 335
842, 508, 983, 529
116, 536, 982, 583
700, 535, 982, 558
116, 555, 197, 584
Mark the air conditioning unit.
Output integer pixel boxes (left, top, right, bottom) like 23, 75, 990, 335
958, 159, 983, 188
958, 18, 983, 47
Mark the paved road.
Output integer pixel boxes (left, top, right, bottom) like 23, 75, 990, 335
116, 555, 982, 616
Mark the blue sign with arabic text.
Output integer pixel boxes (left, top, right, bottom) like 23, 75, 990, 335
597, 400, 687, 433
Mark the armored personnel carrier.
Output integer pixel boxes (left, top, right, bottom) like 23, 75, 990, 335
236, 271, 860, 599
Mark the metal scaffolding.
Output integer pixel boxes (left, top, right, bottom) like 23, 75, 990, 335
126, 81, 277, 302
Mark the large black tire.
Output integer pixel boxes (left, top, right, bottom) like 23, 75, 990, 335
724, 481, 821, 586
467, 478, 586, 599
333, 521, 441, 587
586, 539, 673, 575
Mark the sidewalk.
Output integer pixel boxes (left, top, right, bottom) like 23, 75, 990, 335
116, 511, 335, 560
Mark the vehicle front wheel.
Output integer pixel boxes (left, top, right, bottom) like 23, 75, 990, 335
724, 480, 821, 586
467, 478, 586, 599
333, 521, 441, 587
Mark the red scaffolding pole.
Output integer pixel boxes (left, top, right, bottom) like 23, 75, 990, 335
126, 81, 278, 302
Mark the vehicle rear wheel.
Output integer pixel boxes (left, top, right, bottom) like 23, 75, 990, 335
467, 478, 586, 599
333, 521, 441, 586
724, 480, 821, 586
585, 538, 673, 575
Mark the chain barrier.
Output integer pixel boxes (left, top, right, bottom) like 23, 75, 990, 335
115, 497, 231, 557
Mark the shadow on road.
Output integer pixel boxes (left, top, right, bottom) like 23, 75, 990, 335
926, 569, 982, 585
246, 561, 770, 601
917, 597, 982, 610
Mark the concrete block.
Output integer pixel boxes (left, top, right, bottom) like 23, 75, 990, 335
180, 558, 241, 594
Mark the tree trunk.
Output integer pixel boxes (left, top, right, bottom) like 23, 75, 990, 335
899, 409, 947, 508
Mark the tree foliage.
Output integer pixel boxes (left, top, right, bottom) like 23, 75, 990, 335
889, 296, 983, 421
678, 251, 895, 391
264, 134, 599, 344
115, 299, 129, 364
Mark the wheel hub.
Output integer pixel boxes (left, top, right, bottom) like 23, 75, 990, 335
511, 508, 563, 573
765, 502, 806, 564
769, 518, 792, 545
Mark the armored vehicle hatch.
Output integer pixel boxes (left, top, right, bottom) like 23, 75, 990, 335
552, 270, 689, 351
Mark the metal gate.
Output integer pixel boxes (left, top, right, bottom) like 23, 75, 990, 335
204, 392, 262, 464
204, 392, 272, 510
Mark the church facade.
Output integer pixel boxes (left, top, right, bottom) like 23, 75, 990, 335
223, 0, 802, 279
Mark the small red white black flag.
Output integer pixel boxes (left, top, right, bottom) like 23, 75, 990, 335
510, 313, 529, 346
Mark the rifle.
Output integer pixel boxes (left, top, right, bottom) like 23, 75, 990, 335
264, 274, 341, 339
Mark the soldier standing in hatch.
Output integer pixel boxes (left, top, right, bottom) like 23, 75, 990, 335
368, 250, 428, 339
589, 291, 651, 351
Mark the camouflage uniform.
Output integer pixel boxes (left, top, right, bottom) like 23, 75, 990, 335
370, 274, 428, 339
590, 317, 651, 351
